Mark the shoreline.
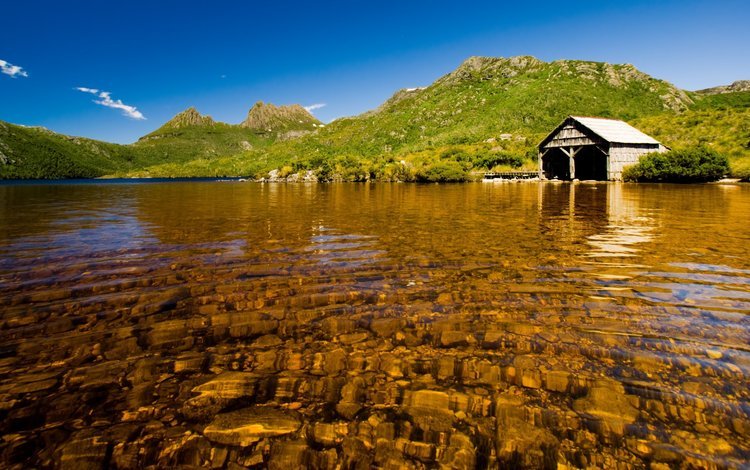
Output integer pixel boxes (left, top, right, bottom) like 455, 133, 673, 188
0, 177, 747, 186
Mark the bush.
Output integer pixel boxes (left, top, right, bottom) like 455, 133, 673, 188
417, 161, 469, 182
439, 147, 470, 161
475, 151, 525, 169
730, 157, 750, 181
622, 147, 729, 183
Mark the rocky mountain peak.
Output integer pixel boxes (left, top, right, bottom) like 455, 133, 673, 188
698, 80, 750, 95
163, 107, 216, 129
443, 55, 544, 83
240, 101, 320, 132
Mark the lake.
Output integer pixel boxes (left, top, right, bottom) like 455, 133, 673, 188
0, 181, 749, 468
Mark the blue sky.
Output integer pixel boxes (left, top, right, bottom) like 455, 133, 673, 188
1, 0, 748, 143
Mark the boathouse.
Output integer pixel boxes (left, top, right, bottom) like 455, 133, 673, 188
538, 116, 668, 181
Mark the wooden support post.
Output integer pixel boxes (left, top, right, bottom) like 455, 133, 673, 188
538, 150, 544, 180
537, 149, 548, 179
560, 146, 580, 180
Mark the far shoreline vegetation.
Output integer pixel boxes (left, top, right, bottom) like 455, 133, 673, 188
1, 57, 748, 183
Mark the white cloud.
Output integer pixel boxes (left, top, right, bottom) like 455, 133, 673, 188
75, 87, 99, 94
75, 87, 146, 120
0, 59, 29, 78
304, 103, 326, 113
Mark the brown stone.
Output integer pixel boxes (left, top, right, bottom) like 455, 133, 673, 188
573, 379, 638, 437
182, 372, 258, 420
267, 440, 309, 470
440, 432, 476, 470
203, 407, 301, 447
57, 433, 110, 470
311, 422, 349, 447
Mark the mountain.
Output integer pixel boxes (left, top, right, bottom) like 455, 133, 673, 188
0, 101, 317, 178
151, 107, 216, 131
0, 121, 136, 179
240, 101, 321, 136
203, 56, 702, 180
0, 55, 747, 180
123, 104, 323, 177
131, 107, 271, 173
697, 80, 750, 95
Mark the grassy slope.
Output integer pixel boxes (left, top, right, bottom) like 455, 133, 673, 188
134, 57, 691, 180
0, 119, 275, 179
0, 121, 137, 179
1, 56, 746, 181
121, 124, 273, 177
633, 91, 750, 178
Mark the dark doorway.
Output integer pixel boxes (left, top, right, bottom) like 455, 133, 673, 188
573, 146, 607, 181
541, 149, 570, 180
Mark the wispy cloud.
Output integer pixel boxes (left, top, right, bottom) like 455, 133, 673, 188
0, 59, 29, 78
304, 103, 326, 113
75, 87, 146, 120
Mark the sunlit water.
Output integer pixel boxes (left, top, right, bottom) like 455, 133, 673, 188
0, 181, 749, 468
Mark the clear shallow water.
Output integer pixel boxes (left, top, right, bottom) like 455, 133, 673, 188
0, 181, 749, 468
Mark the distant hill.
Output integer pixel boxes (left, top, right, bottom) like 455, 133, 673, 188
0, 56, 747, 180
0, 121, 135, 179
696, 80, 750, 95
0, 102, 318, 179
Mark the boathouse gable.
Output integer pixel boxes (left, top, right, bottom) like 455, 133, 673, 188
538, 116, 666, 181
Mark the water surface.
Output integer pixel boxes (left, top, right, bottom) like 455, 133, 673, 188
0, 182, 749, 468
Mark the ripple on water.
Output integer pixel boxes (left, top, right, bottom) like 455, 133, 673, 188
0, 182, 749, 468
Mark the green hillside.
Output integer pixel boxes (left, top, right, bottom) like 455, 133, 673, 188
0, 104, 318, 179
633, 91, 750, 179
0, 121, 134, 179
130, 108, 272, 176
1, 55, 747, 181
141, 56, 694, 180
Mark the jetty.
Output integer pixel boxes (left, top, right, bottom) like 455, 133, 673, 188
483, 171, 539, 180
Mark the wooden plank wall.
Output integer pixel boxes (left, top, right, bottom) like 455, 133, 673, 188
543, 124, 601, 148
608, 144, 665, 180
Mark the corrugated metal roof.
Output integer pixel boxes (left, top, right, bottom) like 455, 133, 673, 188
570, 116, 660, 144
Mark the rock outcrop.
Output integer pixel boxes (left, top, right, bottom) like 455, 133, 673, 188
698, 80, 750, 95
160, 107, 216, 129
240, 101, 320, 133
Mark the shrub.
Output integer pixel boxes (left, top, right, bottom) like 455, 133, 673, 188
439, 147, 470, 161
729, 157, 750, 181
622, 147, 729, 183
475, 151, 525, 169
417, 161, 469, 182
279, 165, 294, 178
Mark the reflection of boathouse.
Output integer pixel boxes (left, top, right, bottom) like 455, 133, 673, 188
538, 183, 655, 258
538, 116, 668, 181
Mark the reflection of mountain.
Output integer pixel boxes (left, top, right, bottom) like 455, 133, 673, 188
0, 184, 130, 242
0, 183, 153, 263
133, 183, 320, 247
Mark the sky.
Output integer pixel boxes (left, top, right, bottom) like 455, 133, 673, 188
1, 0, 749, 144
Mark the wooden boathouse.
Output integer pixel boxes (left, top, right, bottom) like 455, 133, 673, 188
538, 116, 668, 181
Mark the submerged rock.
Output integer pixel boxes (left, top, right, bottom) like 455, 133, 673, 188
203, 407, 301, 446
573, 378, 639, 437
